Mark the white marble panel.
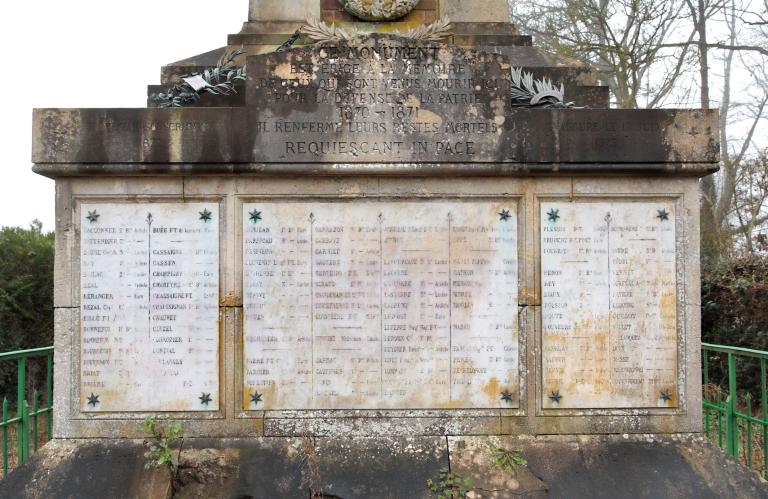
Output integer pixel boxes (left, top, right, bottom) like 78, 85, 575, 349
79, 203, 219, 412
243, 201, 519, 410
540, 201, 677, 409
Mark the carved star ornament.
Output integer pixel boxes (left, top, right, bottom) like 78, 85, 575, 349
199, 209, 213, 222
500, 390, 515, 404
87, 393, 100, 407
549, 390, 562, 404
250, 391, 263, 406
86, 210, 100, 223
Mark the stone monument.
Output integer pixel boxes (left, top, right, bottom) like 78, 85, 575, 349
13, 1, 765, 497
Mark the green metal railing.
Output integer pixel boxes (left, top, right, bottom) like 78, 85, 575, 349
702, 342, 768, 478
0, 346, 54, 478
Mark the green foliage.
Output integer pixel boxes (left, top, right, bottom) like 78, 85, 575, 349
150, 48, 247, 108
427, 467, 473, 499
143, 416, 184, 472
702, 255, 768, 397
0, 221, 54, 404
488, 442, 527, 474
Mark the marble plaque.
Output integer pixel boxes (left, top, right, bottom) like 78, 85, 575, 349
80, 203, 219, 412
540, 201, 678, 409
243, 201, 519, 410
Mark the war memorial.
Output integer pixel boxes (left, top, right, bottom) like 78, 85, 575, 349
3, 0, 767, 497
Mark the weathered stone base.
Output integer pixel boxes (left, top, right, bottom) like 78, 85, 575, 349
2, 435, 765, 498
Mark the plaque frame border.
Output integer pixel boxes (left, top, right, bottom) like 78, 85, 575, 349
533, 194, 687, 417
70, 197, 227, 420
235, 194, 528, 419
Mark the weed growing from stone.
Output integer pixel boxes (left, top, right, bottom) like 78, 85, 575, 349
427, 467, 473, 499
143, 416, 184, 473
488, 443, 527, 475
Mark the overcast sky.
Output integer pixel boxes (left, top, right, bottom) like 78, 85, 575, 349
0, 1, 244, 231
2, 2, 764, 232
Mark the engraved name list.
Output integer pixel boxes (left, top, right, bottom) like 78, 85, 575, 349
243, 201, 519, 410
79, 204, 220, 412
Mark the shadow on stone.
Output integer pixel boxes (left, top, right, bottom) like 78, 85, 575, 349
2, 436, 766, 498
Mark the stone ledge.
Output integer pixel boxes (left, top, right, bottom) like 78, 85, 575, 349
2, 435, 765, 498
32, 162, 719, 179
32, 108, 720, 167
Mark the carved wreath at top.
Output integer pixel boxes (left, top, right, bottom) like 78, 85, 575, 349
338, 0, 421, 21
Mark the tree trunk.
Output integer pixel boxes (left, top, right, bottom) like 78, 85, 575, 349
697, 0, 710, 110
693, 0, 719, 259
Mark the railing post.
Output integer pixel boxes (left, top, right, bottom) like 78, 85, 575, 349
32, 389, 39, 452
2, 397, 8, 478
46, 352, 53, 440
746, 394, 753, 467
21, 400, 29, 463
703, 350, 710, 435
16, 355, 26, 465
762, 358, 767, 480
717, 391, 724, 448
727, 352, 738, 457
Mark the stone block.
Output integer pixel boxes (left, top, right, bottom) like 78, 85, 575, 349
315, 437, 449, 499
264, 415, 502, 436
448, 436, 548, 498
5, 436, 765, 498
440, 0, 511, 22
30, 106, 721, 171
249, 0, 320, 21
54, 180, 75, 308
53, 308, 76, 438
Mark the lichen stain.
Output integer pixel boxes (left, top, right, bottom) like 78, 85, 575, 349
575, 70, 598, 86
220, 292, 239, 307
490, 97, 506, 121
406, 95, 443, 128
664, 111, 717, 162
338, 182, 365, 196
544, 316, 610, 409
481, 377, 502, 404
437, 48, 454, 66
274, 62, 313, 86
252, 383, 279, 412
39, 109, 81, 162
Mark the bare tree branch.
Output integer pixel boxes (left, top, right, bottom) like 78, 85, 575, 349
660, 42, 768, 56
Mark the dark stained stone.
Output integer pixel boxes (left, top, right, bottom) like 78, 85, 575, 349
2, 436, 765, 499
246, 33, 515, 163
313, 436, 449, 499
159, 46, 231, 85
453, 34, 533, 47
567, 85, 610, 108
520, 436, 768, 499
0, 440, 168, 499
31, 105, 720, 171
226, 438, 306, 499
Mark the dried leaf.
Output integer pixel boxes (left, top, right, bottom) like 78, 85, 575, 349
401, 17, 453, 41
301, 16, 359, 43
